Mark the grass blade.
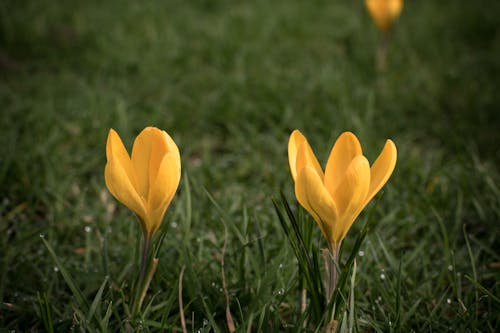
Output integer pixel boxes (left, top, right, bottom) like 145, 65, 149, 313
41, 236, 89, 312
86, 276, 109, 331
37, 292, 54, 333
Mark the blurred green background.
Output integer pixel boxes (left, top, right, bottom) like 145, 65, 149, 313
1, 0, 499, 331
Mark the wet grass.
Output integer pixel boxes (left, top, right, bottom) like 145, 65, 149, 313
1, 0, 499, 331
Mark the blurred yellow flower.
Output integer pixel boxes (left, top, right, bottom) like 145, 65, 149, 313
288, 130, 396, 249
366, 0, 403, 32
105, 127, 181, 238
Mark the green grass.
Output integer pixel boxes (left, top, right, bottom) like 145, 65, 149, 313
1, 0, 499, 331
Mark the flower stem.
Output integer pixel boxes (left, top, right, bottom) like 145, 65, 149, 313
131, 232, 152, 316
325, 245, 339, 304
323, 244, 340, 332
376, 31, 390, 73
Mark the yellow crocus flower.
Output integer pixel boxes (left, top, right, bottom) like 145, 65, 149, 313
105, 127, 181, 238
365, 0, 403, 33
288, 130, 396, 250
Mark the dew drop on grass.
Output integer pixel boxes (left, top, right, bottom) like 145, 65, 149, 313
53, 266, 59, 272
39, 234, 45, 238
171, 221, 178, 228
358, 250, 365, 257
380, 273, 386, 280
279, 263, 283, 269
447, 298, 451, 304
277, 288, 284, 295
448, 265, 453, 271
84, 226, 92, 233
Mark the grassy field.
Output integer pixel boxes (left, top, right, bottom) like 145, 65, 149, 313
1, 0, 499, 331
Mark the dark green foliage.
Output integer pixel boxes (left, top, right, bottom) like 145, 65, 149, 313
1, 0, 499, 331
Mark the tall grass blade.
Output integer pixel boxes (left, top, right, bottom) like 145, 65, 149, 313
41, 237, 89, 312
273, 192, 325, 322
348, 260, 357, 333
464, 275, 500, 305
463, 224, 479, 321
37, 292, 54, 333
86, 276, 109, 332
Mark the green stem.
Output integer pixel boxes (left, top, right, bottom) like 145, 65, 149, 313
376, 31, 390, 73
131, 232, 152, 316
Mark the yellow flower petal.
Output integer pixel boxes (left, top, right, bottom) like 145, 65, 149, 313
388, 0, 403, 18
288, 130, 324, 181
106, 129, 137, 190
131, 127, 157, 198
364, 139, 397, 206
295, 166, 338, 244
324, 132, 362, 196
146, 146, 181, 236
147, 129, 169, 186
332, 155, 370, 242
148, 152, 181, 211
366, 0, 403, 32
288, 130, 307, 181
296, 141, 324, 181
146, 206, 168, 236
105, 127, 181, 238
105, 158, 147, 221
163, 130, 181, 178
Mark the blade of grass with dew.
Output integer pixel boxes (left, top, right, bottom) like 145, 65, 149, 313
281, 192, 325, 299
273, 193, 324, 322
200, 295, 222, 332
41, 236, 89, 313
